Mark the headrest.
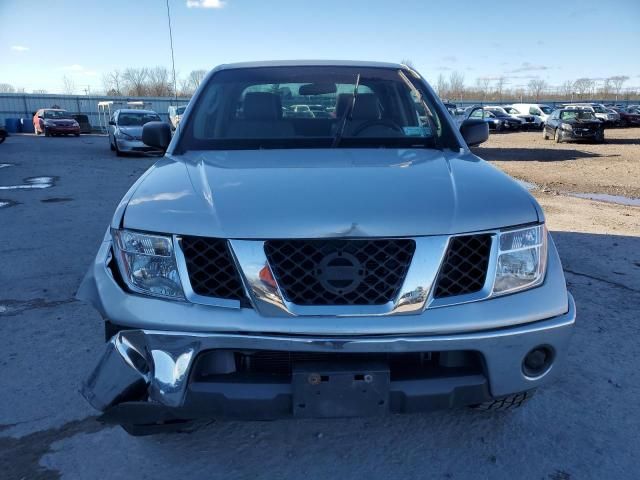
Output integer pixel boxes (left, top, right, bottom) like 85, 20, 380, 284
243, 92, 282, 121
335, 93, 380, 120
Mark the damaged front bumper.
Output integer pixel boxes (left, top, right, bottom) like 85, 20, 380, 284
82, 295, 575, 425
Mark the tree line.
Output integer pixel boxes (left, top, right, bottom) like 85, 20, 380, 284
433, 72, 637, 103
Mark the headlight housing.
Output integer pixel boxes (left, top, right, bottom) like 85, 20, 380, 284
561, 123, 573, 131
112, 229, 184, 299
117, 130, 134, 140
492, 225, 548, 296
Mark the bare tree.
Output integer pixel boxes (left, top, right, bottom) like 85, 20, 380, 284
435, 73, 448, 99
187, 69, 207, 93
102, 70, 123, 96
62, 75, 76, 95
147, 66, 171, 96
0, 83, 16, 93
527, 79, 547, 101
476, 77, 492, 101
609, 75, 629, 101
448, 71, 465, 101
560, 80, 574, 100
494, 77, 507, 102
400, 58, 415, 68
599, 79, 612, 99
32, 89, 48, 94
122, 67, 149, 96
573, 78, 594, 99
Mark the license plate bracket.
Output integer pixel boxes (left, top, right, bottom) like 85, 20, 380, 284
292, 362, 390, 418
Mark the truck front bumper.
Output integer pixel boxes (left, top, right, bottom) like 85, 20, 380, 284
82, 294, 575, 423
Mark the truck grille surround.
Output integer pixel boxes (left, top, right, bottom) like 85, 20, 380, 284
179, 234, 493, 308
264, 239, 416, 306
433, 234, 492, 298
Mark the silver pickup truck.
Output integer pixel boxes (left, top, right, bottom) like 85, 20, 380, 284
78, 61, 575, 435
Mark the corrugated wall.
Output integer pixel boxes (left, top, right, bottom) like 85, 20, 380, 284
0, 93, 190, 131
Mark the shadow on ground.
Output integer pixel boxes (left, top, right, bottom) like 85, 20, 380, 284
472, 146, 612, 162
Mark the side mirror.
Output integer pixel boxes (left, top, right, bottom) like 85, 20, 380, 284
460, 119, 489, 147
108, 120, 116, 126
142, 121, 172, 151
38, 115, 44, 119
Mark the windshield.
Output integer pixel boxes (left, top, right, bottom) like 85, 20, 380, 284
503, 107, 519, 114
44, 110, 71, 119
488, 109, 509, 118
539, 106, 553, 114
176, 106, 186, 115
181, 66, 454, 151
118, 112, 161, 126
592, 105, 607, 113
560, 111, 596, 121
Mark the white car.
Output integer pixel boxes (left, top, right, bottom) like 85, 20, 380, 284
500, 106, 544, 129
485, 106, 539, 129
507, 104, 554, 125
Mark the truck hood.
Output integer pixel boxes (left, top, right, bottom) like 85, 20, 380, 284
122, 148, 540, 238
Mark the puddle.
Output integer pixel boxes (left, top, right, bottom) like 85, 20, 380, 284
569, 192, 640, 207
516, 179, 537, 191
0, 176, 57, 190
0, 199, 18, 209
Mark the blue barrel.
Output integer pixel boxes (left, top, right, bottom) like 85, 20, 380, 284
20, 118, 34, 133
5, 118, 20, 133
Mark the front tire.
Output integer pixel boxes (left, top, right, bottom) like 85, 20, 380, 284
44, 128, 51, 137
554, 128, 562, 143
542, 128, 549, 140
114, 140, 124, 156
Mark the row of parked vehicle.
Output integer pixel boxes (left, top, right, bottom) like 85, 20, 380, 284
447, 102, 640, 132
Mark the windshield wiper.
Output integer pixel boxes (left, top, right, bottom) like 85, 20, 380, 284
332, 73, 360, 148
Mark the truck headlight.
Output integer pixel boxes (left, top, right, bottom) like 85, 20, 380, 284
112, 229, 184, 299
492, 225, 547, 295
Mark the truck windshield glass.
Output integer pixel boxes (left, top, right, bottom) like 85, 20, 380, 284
180, 66, 456, 151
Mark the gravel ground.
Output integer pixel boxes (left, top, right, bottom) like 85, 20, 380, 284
1, 134, 639, 480
475, 128, 640, 199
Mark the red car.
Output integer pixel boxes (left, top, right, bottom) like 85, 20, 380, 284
33, 109, 80, 136
611, 107, 640, 127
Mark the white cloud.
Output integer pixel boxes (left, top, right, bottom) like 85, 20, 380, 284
186, 0, 225, 8
83, 70, 98, 77
11, 45, 29, 52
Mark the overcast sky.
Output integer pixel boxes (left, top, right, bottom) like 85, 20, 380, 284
1, 0, 639, 93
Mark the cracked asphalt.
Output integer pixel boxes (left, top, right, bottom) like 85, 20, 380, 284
1, 134, 639, 479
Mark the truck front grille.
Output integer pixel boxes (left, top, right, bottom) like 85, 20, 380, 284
264, 239, 415, 306
180, 236, 246, 302
433, 234, 492, 299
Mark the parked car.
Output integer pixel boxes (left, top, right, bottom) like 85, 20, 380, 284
542, 109, 604, 143
501, 106, 543, 129
78, 60, 575, 435
564, 103, 617, 125
469, 107, 522, 131
610, 107, 640, 127
33, 109, 80, 136
107, 109, 163, 156
485, 107, 539, 129
508, 104, 554, 125
71, 114, 92, 134
168, 105, 186, 130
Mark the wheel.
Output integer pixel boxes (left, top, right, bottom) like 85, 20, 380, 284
542, 128, 549, 140
110, 140, 115, 151
44, 128, 51, 137
554, 128, 562, 143
471, 390, 536, 411
0, 135, 5, 144
595, 130, 605, 144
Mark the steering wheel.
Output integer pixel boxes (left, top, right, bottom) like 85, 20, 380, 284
350, 119, 404, 137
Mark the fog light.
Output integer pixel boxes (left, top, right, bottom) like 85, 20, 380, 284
523, 346, 554, 378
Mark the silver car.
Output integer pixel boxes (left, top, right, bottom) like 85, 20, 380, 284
79, 61, 575, 435
108, 109, 162, 156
